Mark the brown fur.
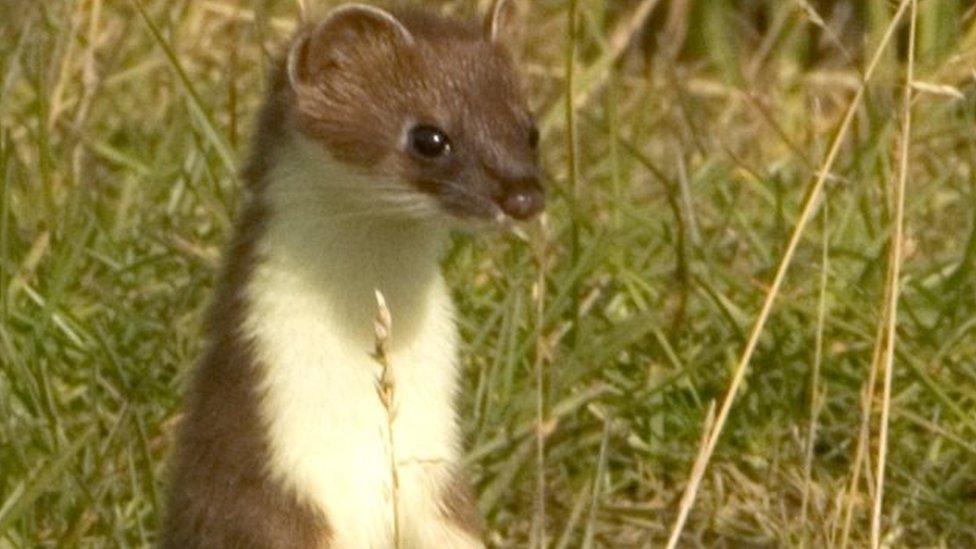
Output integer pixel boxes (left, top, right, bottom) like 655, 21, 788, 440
161, 198, 331, 548
293, 8, 532, 168
161, 53, 330, 547
440, 469, 485, 538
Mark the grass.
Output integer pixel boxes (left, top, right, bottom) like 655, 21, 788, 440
2, 0, 976, 546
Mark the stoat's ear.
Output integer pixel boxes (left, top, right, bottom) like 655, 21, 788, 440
287, 4, 414, 90
485, 0, 516, 43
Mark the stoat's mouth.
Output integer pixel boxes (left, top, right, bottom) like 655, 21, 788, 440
415, 178, 545, 226
441, 193, 545, 228
424, 187, 503, 222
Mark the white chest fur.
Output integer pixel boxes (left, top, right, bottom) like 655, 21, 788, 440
242, 138, 480, 548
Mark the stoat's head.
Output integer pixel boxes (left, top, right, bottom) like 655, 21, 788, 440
282, 1, 543, 225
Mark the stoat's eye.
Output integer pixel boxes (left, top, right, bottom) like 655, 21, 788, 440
528, 125, 540, 149
408, 125, 451, 159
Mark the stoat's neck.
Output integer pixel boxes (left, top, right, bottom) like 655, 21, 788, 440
254, 135, 449, 349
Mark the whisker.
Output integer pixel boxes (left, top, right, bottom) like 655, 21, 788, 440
276, 203, 441, 223
274, 194, 434, 213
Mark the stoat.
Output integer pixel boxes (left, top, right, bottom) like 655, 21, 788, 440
162, 2, 543, 548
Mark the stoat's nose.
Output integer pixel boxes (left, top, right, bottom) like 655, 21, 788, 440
499, 176, 545, 221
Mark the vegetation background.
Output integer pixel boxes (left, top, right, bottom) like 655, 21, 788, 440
1, 0, 975, 546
